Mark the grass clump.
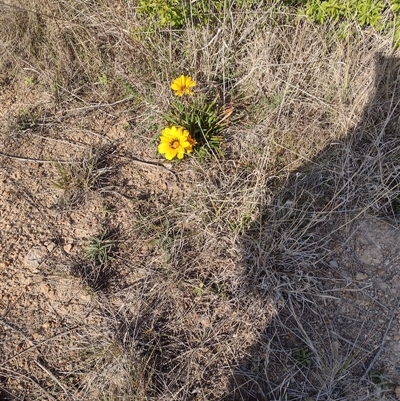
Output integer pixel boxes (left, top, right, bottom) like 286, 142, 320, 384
158, 75, 232, 160
70, 231, 119, 292
2, 1, 400, 400
52, 146, 115, 206
85, 234, 116, 266
165, 93, 230, 157
12, 106, 43, 131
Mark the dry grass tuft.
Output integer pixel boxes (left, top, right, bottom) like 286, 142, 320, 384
1, 1, 400, 400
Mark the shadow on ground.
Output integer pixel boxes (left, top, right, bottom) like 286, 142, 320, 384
227, 54, 400, 400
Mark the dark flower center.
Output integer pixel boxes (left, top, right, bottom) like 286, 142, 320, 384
171, 140, 180, 149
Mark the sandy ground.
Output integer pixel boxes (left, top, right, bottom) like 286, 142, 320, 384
2, 79, 400, 400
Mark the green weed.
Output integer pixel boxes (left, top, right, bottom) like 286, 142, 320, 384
294, 347, 313, 367
164, 94, 230, 158
370, 367, 393, 391
23, 76, 36, 87
138, 0, 261, 29
296, 0, 400, 45
85, 234, 116, 265
14, 107, 41, 131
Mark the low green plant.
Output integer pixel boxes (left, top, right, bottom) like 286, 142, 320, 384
137, 0, 260, 29
23, 76, 36, 87
369, 367, 392, 391
301, 0, 384, 26
98, 73, 109, 85
85, 234, 116, 265
117, 78, 140, 99
158, 75, 231, 160
53, 163, 77, 190
14, 107, 40, 131
294, 347, 313, 367
164, 94, 229, 158
297, 0, 400, 45
193, 282, 205, 297
138, 0, 186, 28
192, 281, 225, 298
100, 204, 116, 217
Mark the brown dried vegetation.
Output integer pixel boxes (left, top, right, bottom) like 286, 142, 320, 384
1, 1, 400, 400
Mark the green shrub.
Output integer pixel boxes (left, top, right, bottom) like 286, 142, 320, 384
293, 0, 400, 46
138, 0, 400, 47
138, 0, 186, 28
299, 0, 384, 27
138, 0, 261, 29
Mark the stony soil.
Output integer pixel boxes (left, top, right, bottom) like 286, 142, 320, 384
2, 79, 400, 401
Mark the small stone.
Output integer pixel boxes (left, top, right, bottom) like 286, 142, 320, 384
199, 316, 211, 328
377, 281, 389, 290
40, 283, 51, 295
32, 332, 41, 341
78, 291, 91, 303
46, 242, 56, 252
24, 247, 47, 270
356, 272, 368, 281
64, 243, 73, 253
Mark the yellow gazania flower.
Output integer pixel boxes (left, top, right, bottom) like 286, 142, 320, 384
171, 75, 196, 96
158, 126, 195, 160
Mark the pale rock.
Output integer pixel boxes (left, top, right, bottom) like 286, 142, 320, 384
377, 281, 389, 290
46, 242, 56, 252
24, 246, 47, 270
64, 243, 73, 253
355, 272, 368, 281
40, 283, 51, 295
